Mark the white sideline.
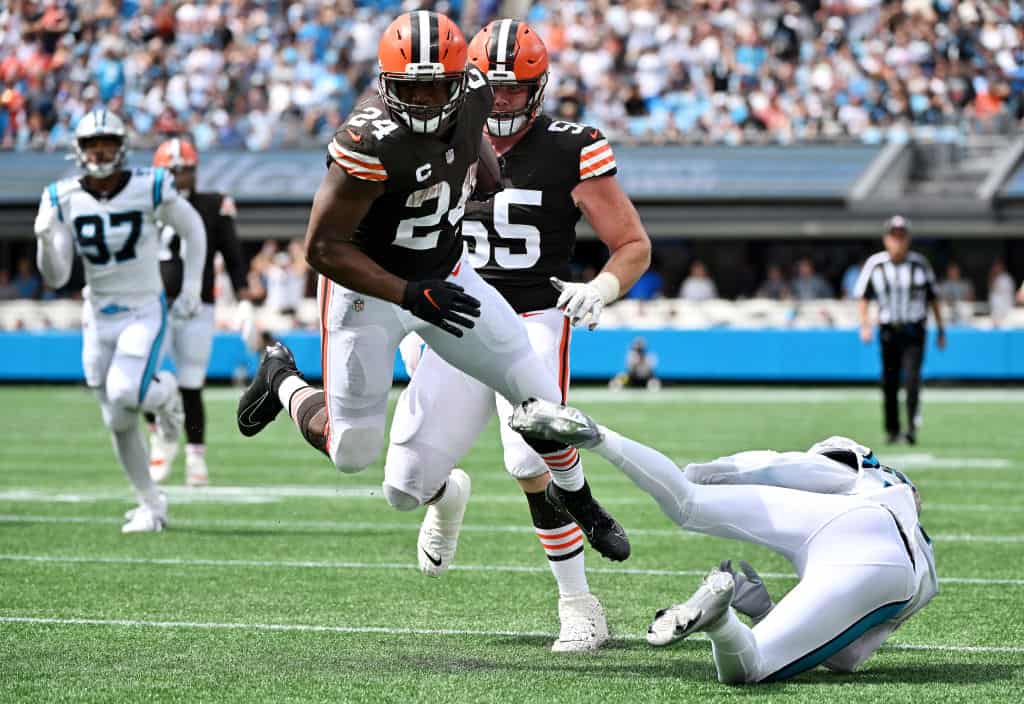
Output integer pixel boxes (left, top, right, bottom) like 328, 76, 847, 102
1, 616, 1022, 655
1, 513, 1022, 544
2, 553, 1022, 587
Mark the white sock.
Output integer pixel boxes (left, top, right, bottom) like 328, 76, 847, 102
431, 477, 464, 522
550, 552, 589, 597
113, 425, 162, 507
277, 375, 310, 411
706, 608, 761, 684
186, 443, 205, 458
593, 426, 692, 526
540, 447, 584, 491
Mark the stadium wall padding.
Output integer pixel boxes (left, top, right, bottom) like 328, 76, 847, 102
2, 329, 1023, 382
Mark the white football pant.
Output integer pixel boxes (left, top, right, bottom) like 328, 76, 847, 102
317, 257, 564, 477
387, 308, 571, 504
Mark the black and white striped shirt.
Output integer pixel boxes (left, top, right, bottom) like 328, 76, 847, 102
854, 251, 938, 325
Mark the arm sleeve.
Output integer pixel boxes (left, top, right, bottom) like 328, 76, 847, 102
327, 129, 388, 182
216, 196, 248, 294
578, 127, 618, 182
158, 196, 206, 296
683, 451, 859, 494
852, 260, 875, 300
33, 189, 75, 288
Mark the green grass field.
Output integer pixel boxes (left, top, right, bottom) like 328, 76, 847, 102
1, 385, 1022, 702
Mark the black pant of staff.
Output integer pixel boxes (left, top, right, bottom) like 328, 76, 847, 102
878, 322, 925, 441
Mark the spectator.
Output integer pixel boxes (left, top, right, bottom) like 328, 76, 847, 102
791, 258, 834, 300
988, 259, 1016, 327
609, 337, 660, 391
12, 256, 41, 299
840, 262, 861, 299
756, 264, 790, 300
938, 261, 975, 323
262, 244, 308, 314
0, 270, 18, 300
679, 259, 718, 302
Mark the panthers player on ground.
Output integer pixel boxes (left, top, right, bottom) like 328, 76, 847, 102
235, 11, 629, 563
145, 137, 249, 487
391, 20, 651, 652
512, 400, 938, 683
34, 109, 207, 533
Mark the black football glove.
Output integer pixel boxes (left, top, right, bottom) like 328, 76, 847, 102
720, 559, 774, 623
402, 279, 481, 337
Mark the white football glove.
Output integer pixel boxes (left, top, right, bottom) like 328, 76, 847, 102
550, 277, 606, 330
171, 287, 201, 320
720, 559, 774, 623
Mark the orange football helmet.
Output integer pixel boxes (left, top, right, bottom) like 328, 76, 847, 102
377, 11, 468, 135
468, 19, 549, 136
153, 138, 199, 169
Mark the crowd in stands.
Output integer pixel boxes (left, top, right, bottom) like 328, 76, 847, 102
2, 1, 1023, 150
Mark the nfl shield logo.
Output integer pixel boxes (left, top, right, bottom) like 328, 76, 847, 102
445, 149, 455, 164
353, 298, 364, 312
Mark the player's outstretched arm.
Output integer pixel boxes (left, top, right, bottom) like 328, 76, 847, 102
549, 175, 650, 329
304, 162, 404, 304
33, 189, 74, 289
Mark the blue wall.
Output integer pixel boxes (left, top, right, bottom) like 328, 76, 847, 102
2, 328, 1022, 382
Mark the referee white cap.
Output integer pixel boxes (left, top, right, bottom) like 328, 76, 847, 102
886, 214, 910, 232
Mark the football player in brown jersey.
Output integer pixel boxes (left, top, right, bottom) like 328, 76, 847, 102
390, 20, 651, 651
146, 138, 249, 487
236, 11, 629, 565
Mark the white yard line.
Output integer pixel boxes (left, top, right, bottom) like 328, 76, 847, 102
0, 512, 1021, 543
2, 553, 1022, 586
1, 615, 1021, 655
0, 512, 1022, 543
189, 387, 1024, 405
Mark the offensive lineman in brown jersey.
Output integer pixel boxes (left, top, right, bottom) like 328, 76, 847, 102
235, 11, 629, 563
391, 20, 651, 651
146, 138, 249, 487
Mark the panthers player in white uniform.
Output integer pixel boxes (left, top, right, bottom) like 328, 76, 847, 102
512, 401, 938, 683
33, 109, 207, 533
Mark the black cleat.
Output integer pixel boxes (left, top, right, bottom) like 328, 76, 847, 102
546, 481, 630, 562
904, 431, 917, 446
237, 342, 299, 437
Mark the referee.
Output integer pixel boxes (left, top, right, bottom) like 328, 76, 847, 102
854, 216, 946, 445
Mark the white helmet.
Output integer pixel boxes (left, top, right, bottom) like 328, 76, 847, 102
73, 109, 128, 178
807, 436, 877, 470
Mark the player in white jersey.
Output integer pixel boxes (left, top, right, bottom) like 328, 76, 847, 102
511, 401, 938, 683
33, 109, 207, 533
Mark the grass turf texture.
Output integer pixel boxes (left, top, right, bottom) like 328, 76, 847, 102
1, 385, 1022, 703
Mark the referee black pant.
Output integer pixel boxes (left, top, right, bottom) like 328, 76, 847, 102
878, 323, 925, 436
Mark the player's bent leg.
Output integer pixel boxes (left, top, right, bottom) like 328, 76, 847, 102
747, 507, 915, 682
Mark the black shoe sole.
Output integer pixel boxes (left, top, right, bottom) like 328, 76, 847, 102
546, 483, 631, 562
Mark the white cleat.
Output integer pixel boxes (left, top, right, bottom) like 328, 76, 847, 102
552, 593, 609, 653
185, 451, 209, 487
417, 469, 471, 577
509, 398, 603, 449
647, 569, 734, 647
148, 430, 178, 482
122, 494, 168, 534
